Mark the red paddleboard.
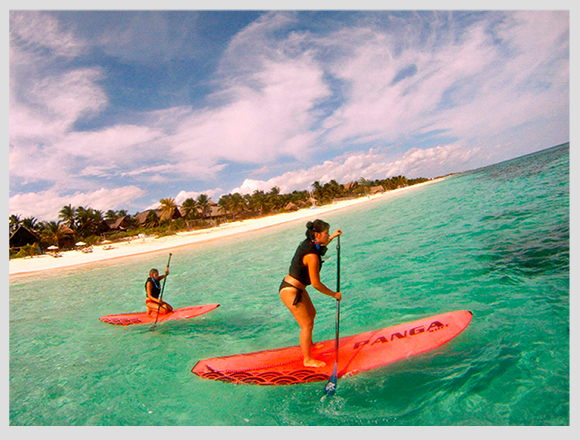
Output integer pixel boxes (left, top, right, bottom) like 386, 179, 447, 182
192, 310, 472, 385
100, 304, 220, 326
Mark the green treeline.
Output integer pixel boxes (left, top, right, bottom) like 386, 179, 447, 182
9, 175, 429, 258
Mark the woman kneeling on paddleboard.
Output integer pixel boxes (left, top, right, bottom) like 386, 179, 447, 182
280, 219, 342, 368
146, 268, 173, 316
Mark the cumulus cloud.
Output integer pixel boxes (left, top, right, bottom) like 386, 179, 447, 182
231, 142, 482, 196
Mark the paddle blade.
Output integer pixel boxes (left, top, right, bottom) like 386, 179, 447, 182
324, 366, 338, 395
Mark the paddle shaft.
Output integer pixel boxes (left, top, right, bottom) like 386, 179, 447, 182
334, 235, 340, 363
324, 235, 341, 396
153, 253, 172, 326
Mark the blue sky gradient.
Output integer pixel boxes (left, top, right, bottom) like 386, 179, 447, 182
9, 9, 569, 221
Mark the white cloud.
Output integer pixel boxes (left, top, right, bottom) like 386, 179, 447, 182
320, 12, 568, 149
230, 142, 482, 196
9, 186, 146, 222
8, 11, 569, 221
10, 11, 83, 59
174, 188, 222, 205
166, 56, 330, 169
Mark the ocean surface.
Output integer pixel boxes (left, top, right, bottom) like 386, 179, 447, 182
9, 143, 570, 426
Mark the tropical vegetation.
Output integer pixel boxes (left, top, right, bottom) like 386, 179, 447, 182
9, 175, 430, 258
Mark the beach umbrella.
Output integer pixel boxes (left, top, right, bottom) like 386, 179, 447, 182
47, 245, 58, 250
75, 241, 86, 246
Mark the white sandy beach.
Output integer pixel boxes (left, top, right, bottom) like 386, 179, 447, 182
9, 180, 440, 276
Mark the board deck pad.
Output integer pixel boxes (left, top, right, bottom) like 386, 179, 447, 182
192, 310, 472, 386
100, 304, 220, 325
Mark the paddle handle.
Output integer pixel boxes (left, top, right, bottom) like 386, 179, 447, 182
159, 253, 173, 301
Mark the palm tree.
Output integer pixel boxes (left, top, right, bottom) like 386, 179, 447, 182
59, 204, 76, 229
218, 194, 233, 219
249, 190, 266, 216
145, 210, 159, 228
9, 214, 21, 235
181, 198, 198, 220
74, 207, 104, 238
105, 210, 118, 221
159, 197, 177, 222
21, 216, 39, 232
391, 175, 408, 189
266, 187, 284, 212
196, 194, 211, 220
40, 221, 70, 249
230, 193, 247, 218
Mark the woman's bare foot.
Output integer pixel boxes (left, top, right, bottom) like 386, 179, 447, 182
303, 358, 326, 368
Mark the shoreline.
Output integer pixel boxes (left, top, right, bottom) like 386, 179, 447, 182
9, 180, 441, 277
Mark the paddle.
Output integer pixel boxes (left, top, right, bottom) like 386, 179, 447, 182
324, 235, 340, 396
150, 253, 172, 331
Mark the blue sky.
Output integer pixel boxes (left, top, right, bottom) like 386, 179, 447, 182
9, 9, 570, 221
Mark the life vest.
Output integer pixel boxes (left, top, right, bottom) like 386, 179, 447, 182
288, 239, 327, 286
145, 276, 161, 299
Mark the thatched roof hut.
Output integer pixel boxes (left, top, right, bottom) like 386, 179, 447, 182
284, 202, 299, 212
134, 209, 157, 225
9, 226, 39, 248
207, 205, 227, 219
103, 216, 132, 231
134, 207, 183, 225
370, 185, 384, 195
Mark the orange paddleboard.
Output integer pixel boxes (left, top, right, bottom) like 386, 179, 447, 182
192, 310, 472, 385
100, 304, 220, 325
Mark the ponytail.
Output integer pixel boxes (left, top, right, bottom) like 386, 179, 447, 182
305, 219, 330, 241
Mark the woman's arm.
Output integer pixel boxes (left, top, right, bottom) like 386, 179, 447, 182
304, 254, 342, 300
158, 268, 169, 281
328, 229, 342, 243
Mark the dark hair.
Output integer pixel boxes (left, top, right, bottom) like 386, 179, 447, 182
305, 219, 330, 241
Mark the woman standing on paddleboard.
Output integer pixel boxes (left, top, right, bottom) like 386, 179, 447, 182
280, 219, 342, 368
146, 268, 173, 316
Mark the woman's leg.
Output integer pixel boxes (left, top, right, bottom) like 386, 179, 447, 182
280, 287, 325, 367
146, 301, 173, 315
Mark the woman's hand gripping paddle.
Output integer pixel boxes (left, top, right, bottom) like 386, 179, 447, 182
324, 235, 340, 396
150, 253, 172, 331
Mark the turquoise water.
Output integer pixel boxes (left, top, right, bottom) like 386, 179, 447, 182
9, 144, 569, 426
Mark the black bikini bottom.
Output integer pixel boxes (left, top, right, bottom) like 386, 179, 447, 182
279, 279, 304, 306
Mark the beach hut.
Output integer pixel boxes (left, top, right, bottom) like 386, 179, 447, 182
344, 181, 358, 191
206, 205, 227, 221
9, 225, 39, 249
283, 202, 299, 212
134, 208, 181, 225
370, 185, 384, 195
103, 216, 132, 231
134, 209, 163, 225
134, 210, 152, 225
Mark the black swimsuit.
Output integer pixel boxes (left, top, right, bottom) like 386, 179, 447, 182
280, 239, 326, 305
279, 279, 305, 305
